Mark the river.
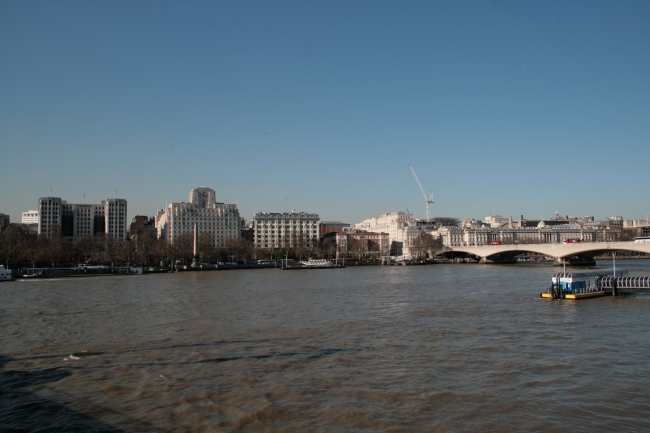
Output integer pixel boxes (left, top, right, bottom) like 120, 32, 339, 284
2, 260, 650, 432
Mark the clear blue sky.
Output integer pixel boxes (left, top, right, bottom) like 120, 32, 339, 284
1, 0, 649, 224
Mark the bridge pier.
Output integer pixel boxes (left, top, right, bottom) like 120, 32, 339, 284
479, 256, 517, 264
553, 257, 565, 267
552, 257, 597, 266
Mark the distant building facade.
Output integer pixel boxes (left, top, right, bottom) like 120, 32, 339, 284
624, 219, 650, 228
129, 216, 156, 241
0, 213, 9, 231
319, 221, 350, 238
335, 230, 390, 257
355, 212, 420, 255
253, 211, 319, 248
22, 210, 39, 224
484, 215, 509, 228
155, 187, 241, 246
37, 197, 127, 240
435, 223, 599, 247
240, 218, 254, 243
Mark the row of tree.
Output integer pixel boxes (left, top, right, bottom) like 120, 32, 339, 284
0, 225, 443, 269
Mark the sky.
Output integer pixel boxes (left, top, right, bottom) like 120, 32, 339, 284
1, 0, 649, 225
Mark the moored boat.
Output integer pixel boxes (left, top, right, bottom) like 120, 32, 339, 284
0, 265, 14, 282
301, 259, 334, 268
283, 259, 345, 270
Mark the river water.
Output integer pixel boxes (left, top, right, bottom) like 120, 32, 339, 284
2, 260, 650, 432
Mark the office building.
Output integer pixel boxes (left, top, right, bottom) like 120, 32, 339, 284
155, 187, 241, 246
37, 196, 127, 240
22, 210, 39, 224
355, 212, 420, 255
253, 211, 319, 248
0, 213, 9, 231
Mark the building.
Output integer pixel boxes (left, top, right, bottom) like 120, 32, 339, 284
240, 219, 254, 243
253, 211, 319, 249
22, 210, 39, 224
355, 212, 420, 255
319, 221, 350, 238
623, 219, 650, 228
517, 212, 569, 228
334, 230, 390, 257
37, 196, 127, 240
435, 223, 599, 247
18, 216, 39, 232
0, 213, 9, 231
484, 215, 509, 228
155, 187, 241, 246
580, 216, 624, 230
129, 216, 156, 241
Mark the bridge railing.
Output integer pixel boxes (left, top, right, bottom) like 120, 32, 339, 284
448, 241, 646, 248
600, 276, 650, 289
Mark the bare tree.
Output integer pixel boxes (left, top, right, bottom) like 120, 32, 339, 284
0, 225, 29, 268
172, 233, 194, 264
411, 232, 443, 258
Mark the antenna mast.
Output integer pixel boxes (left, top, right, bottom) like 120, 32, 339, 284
409, 164, 434, 222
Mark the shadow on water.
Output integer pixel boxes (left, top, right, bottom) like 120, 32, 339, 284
0, 355, 126, 433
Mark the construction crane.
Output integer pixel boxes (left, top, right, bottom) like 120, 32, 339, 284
409, 164, 434, 222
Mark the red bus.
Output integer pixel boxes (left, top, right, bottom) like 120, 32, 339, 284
564, 239, 580, 244
489, 241, 502, 246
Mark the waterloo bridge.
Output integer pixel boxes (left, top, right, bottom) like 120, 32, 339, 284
445, 241, 650, 265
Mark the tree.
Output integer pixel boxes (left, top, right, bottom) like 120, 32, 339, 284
133, 230, 158, 266
0, 225, 30, 268
411, 231, 443, 258
151, 239, 172, 267
319, 237, 337, 259
44, 226, 72, 267
24, 234, 47, 268
198, 235, 216, 262
75, 234, 107, 264
346, 238, 360, 258
172, 233, 194, 264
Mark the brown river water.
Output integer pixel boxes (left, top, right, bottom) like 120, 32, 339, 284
2, 260, 650, 432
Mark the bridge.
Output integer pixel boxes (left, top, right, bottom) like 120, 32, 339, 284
446, 241, 650, 265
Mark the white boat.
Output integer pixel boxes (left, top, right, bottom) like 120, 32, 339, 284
300, 259, 334, 268
0, 265, 15, 282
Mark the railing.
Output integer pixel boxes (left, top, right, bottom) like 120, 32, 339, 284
449, 241, 648, 248
571, 286, 602, 295
600, 276, 650, 289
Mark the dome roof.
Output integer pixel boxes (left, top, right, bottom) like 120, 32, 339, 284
537, 220, 547, 228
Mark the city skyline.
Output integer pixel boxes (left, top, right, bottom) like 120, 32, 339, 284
1, 1, 649, 224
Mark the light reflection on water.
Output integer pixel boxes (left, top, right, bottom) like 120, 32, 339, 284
1, 260, 650, 432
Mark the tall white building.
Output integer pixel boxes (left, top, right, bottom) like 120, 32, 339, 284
483, 215, 509, 228
37, 196, 127, 240
355, 212, 421, 255
253, 211, 320, 248
22, 210, 39, 224
155, 187, 241, 246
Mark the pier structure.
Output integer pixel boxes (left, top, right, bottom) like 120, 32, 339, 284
600, 276, 650, 295
542, 269, 650, 299
446, 241, 650, 266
